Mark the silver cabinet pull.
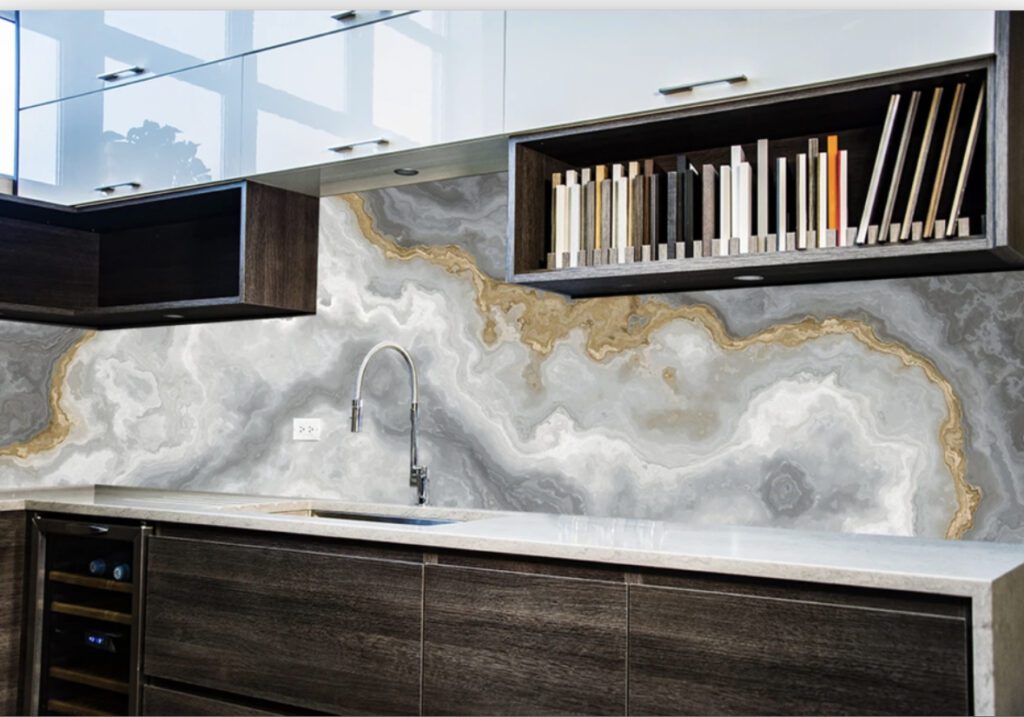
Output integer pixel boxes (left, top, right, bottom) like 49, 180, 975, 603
331, 10, 358, 21
95, 181, 141, 194
658, 75, 748, 96
97, 66, 146, 82
328, 137, 389, 153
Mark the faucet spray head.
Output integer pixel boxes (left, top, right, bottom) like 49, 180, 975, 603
350, 399, 363, 433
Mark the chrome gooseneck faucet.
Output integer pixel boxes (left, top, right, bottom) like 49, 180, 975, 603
351, 341, 429, 505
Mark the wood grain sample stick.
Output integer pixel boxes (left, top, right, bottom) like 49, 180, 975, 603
796, 153, 807, 250
681, 157, 696, 258
827, 135, 839, 229
855, 93, 901, 245
900, 87, 943, 241
719, 165, 732, 255
666, 169, 680, 259
776, 156, 787, 251
808, 138, 819, 244
702, 165, 717, 257
838, 150, 849, 247
878, 90, 921, 243
924, 82, 965, 238
757, 139, 770, 240
593, 165, 607, 250
817, 154, 828, 247
946, 82, 985, 237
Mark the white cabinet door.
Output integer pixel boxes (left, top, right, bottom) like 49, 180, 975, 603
505, 10, 996, 132
18, 57, 242, 205
18, 10, 405, 108
240, 11, 505, 176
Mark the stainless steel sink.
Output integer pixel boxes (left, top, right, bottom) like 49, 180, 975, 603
273, 508, 461, 526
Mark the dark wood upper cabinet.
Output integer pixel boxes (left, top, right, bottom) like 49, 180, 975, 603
144, 532, 423, 715
0, 181, 318, 329
422, 554, 628, 716
628, 572, 972, 716
0, 512, 26, 716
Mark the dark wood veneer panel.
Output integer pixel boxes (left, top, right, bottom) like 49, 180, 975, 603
144, 536, 422, 715
0, 180, 318, 327
143, 685, 281, 716
422, 564, 627, 715
0, 512, 26, 715
243, 182, 320, 313
154, 524, 424, 564
629, 584, 971, 716
0, 217, 97, 310
98, 214, 241, 306
435, 549, 627, 582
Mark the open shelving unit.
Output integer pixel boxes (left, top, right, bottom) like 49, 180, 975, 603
0, 180, 319, 329
507, 21, 1024, 296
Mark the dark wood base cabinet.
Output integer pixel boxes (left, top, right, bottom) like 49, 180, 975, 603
139, 527, 974, 717
628, 574, 972, 716
142, 685, 280, 716
143, 530, 423, 715
0, 513, 26, 715
422, 556, 627, 715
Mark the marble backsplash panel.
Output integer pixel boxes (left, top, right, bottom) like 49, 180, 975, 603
0, 172, 1022, 541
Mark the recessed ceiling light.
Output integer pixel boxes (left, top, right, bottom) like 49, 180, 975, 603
163, 313, 185, 319
394, 168, 419, 177
733, 274, 765, 282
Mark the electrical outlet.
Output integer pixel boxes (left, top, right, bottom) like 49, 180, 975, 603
292, 418, 322, 441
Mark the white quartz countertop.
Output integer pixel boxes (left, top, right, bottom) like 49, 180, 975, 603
3, 484, 1024, 598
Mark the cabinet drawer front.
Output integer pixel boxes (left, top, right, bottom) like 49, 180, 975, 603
629, 585, 971, 716
144, 536, 422, 715
143, 685, 279, 716
422, 564, 627, 715
505, 10, 994, 132
19, 10, 405, 108
240, 11, 505, 176
18, 58, 242, 206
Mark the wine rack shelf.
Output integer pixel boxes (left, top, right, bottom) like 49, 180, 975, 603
24, 517, 148, 716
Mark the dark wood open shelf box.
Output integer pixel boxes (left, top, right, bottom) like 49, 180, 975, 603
0, 181, 318, 329
509, 53, 1024, 297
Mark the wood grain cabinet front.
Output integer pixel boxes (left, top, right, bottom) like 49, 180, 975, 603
421, 555, 628, 716
628, 574, 973, 716
0, 512, 26, 715
142, 685, 280, 716
144, 533, 424, 715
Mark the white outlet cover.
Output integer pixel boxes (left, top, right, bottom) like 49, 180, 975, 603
292, 418, 323, 441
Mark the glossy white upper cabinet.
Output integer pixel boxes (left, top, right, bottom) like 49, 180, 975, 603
18, 10, 403, 108
505, 10, 996, 132
18, 58, 242, 205
239, 11, 504, 176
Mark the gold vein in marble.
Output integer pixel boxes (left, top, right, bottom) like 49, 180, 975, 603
0, 332, 94, 460
345, 194, 978, 539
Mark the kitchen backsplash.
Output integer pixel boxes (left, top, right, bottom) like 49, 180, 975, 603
1, 172, 1022, 541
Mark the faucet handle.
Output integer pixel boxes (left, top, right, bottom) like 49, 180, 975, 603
411, 465, 429, 505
